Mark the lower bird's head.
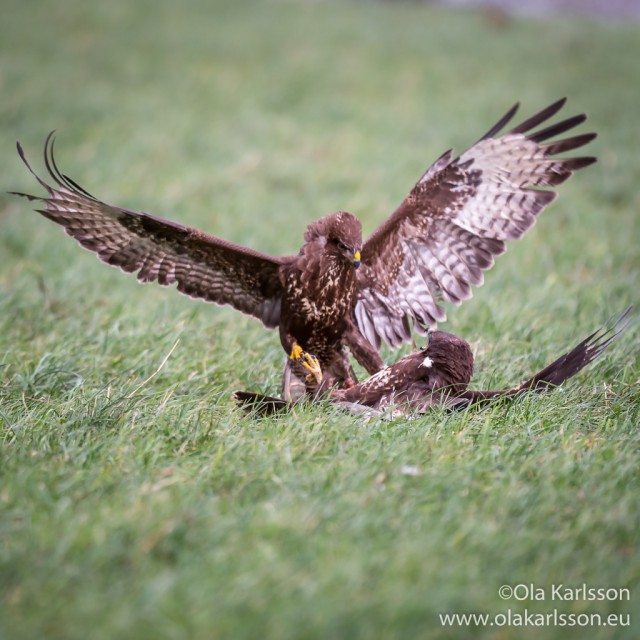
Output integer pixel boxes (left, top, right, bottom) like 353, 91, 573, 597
418, 331, 475, 385
310, 211, 362, 268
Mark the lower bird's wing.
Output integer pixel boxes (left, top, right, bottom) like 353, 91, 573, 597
234, 391, 288, 416
456, 306, 632, 407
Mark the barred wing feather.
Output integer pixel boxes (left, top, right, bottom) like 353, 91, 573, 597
355, 98, 596, 348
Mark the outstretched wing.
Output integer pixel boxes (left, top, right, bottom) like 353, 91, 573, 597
355, 98, 597, 348
12, 133, 287, 328
512, 305, 632, 393
455, 306, 632, 408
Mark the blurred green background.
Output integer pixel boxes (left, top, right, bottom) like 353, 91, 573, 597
1, 1, 638, 639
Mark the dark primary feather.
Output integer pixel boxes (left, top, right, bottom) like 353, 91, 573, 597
233, 391, 287, 415
11, 133, 287, 328
457, 306, 632, 407
521, 306, 631, 389
506, 97, 567, 135
355, 98, 597, 349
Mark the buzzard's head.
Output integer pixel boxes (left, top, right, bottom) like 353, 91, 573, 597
305, 211, 362, 268
418, 331, 474, 389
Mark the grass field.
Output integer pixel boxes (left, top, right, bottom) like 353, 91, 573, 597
1, 1, 639, 638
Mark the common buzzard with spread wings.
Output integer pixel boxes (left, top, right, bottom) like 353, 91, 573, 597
13, 98, 596, 389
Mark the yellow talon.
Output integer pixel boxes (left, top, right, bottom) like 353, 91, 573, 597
290, 341, 304, 361
301, 352, 323, 385
289, 341, 323, 384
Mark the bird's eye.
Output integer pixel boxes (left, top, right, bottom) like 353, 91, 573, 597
336, 241, 348, 251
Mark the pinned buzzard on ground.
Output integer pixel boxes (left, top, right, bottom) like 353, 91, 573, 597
13, 98, 596, 391
234, 307, 632, 417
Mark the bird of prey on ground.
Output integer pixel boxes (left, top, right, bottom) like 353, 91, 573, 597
234, 307, 631, 417
13, 98, 596, 392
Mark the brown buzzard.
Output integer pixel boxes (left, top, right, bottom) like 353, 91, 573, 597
234, 307, 631, 417
13, 98, 595, 389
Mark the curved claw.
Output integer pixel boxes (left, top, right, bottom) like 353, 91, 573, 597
301, 352, 323, 385
290, 341, 304, 361
289, 341, 323, 385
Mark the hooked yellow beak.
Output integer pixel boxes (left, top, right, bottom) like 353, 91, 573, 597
353, 251, 361, 268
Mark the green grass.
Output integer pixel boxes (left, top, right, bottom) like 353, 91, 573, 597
1, 1, 639, 638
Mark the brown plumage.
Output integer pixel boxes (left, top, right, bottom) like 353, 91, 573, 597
234, 307, 631, 417
12, 98, 596, 388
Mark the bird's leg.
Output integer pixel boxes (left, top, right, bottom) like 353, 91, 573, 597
282, 356, 322, 406
282, 359, 306, 404
289, 340, 323, 385
343, 319, 385, 375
